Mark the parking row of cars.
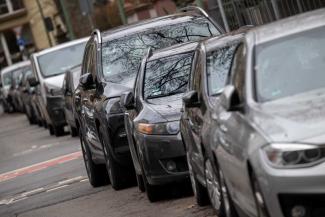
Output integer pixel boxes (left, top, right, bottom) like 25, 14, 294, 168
1, 6, 325, 217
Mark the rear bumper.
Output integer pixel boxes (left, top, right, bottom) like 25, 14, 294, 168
46, 96, 66, 126
135, 132, 188, 185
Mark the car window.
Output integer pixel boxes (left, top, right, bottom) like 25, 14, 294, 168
38, 41, 86, 78
144, 52, 194, 99
255, 26, 325, 102
206, 43, 238, 95
102, 17, 220, 85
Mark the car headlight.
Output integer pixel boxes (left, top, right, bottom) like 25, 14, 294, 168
262, 143, 325, 168
136, 121, 179, 135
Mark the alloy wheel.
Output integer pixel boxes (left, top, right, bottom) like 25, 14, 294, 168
205, 159, 222, 212
186, 152, 197, 197
219, 169, 231, 217
80, 135, 91, 181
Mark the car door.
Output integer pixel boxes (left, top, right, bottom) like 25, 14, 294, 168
79, 42, 99, 152
184, 51, 205, 183
216, 44, 256, 214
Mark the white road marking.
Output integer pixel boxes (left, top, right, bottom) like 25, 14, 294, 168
21, 188, 45, 197
58, 176, 84, 185
46, 184, 69, 192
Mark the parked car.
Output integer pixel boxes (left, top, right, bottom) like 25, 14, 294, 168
62, 65, 81, 137
121, 42, 197, 201
0, 61, 31, 113
74, 7, 224, 190
29, 38, 87, 136
188, 9, 325, 217
20, 68, 38, 124
180, 29, 249, 215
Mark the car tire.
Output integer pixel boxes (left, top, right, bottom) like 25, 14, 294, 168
142, 174, 160, 202
219, 169, 238, 217
49, 125, 54, 135
136, 173, 145, 192
187, 152, 209, 206
251, 172, 270, 217
205, 158, 225, 215
69, 124, 78, 137
80, 131, 108, 187
99, 128, 134, 190
54, 125, 64, 137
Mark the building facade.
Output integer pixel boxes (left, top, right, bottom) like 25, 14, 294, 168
0, 0, 65, 68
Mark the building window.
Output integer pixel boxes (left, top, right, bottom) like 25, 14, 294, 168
0, 0, 24, 16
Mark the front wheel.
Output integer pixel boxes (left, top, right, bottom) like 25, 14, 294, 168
187, 152, 209, 206
100, 128, 134, 190
205, 159, 224, 215
219, 169, 238, 217
136, 173, 145, 192
80, 131, 108, 187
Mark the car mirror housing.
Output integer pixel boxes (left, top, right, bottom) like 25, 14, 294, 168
79, 73, 94, 89
182, 90, 200, 108
220, 85, 241, 111
121, 91, 135, 110
28, 77, 39, 87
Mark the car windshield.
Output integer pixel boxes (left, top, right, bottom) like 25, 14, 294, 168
255, 26, 325, 102
102, 17, 219, 84
144, 52, 194, 99
206, 43, 239, 95
38, 42, 86, 78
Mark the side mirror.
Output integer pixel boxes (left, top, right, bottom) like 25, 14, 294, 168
183, 90, 200, 108
79, 73, 94, 89
220, 85, 241, 111
28, 76, 39, 87
121, 91, 135, 110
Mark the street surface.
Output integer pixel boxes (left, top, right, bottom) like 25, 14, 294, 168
0, 109, 215, 217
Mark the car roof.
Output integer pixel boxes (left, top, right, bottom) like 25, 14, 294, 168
247, 8, 325, 45
101, 11, 216, 42
203, 26, 252, 52
148, 42, 199, 61
32, 37, 89, 57
1, 60, 31, 75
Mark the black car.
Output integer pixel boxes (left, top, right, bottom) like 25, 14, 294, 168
20, 68, 38, 124
74, 7, 224, 190
62, 65, 81, 137
180, 29, 249, 214
121, 42, 197, 201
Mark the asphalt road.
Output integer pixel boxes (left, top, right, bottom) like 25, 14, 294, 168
0, 110, 215, 217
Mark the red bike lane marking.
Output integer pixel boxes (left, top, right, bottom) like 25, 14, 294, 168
0, 151, 82, 183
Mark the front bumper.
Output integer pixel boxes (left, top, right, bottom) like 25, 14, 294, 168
135, 132, 188, 186
255, 151, 325, 217
46, 96, 66, 126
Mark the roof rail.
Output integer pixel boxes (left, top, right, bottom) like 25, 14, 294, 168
179, 6, 209, 18
92, 29, 102, 43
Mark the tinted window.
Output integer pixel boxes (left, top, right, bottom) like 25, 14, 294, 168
38, 42, 86, 78
256, 26, 325, 102
206, 44, 238, 95
102, 17, 220, 84
144, 52, 194, 99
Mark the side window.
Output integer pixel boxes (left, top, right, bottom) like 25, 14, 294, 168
230, 44, 246, 102
206, 44, 238, 95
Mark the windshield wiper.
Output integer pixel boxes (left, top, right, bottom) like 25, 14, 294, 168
147, 90, 184, 99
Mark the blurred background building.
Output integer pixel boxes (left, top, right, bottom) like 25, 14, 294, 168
1, 0, 324, 69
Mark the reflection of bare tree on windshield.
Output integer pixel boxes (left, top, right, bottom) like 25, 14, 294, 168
102, 19, 219, 84
144, 52, 194, 99
207, 44, 238, 95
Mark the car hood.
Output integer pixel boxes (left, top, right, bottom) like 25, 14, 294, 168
43, 74, 65, 89
251, 89, 325, 144
102, 79, 134, 99
146, 94, 183, 122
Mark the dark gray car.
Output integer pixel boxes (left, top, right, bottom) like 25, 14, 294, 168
121, 42, 198, 202
206, 9, 325, 217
